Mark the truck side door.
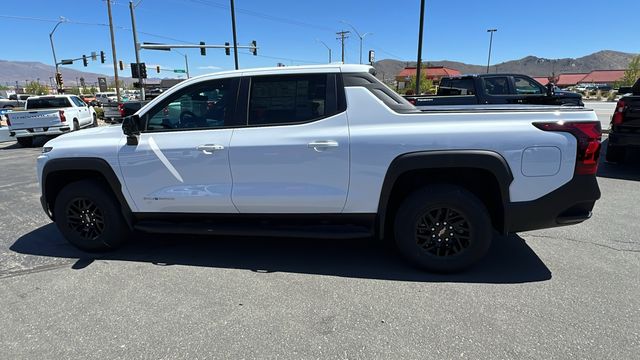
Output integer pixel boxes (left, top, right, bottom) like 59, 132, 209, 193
479, 76, 513, 104
70, 96, 91, 126
229, 73, 350, 213
509, 76, 548, 105
118, 77, 240, 213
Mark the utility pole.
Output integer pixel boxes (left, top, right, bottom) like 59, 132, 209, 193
230, 0, 239, 70
174, 49, 190, 78
486, 29, 497, 74
106, 0, 121, 102
336, 30, 350, 63
416, 0, 426, 95
129, 0, 145, 100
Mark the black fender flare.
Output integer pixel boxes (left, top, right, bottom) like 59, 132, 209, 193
376, 150, 514, 238
41, 157, 134, 229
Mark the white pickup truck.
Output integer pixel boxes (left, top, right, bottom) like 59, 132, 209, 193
7, 95, 97, 147
36, 64, 602, 272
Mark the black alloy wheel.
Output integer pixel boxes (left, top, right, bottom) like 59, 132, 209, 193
415, 207, 471, 257
65, 197, 106, 241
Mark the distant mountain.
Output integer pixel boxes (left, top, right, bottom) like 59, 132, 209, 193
0, 60, 134, 87
374, 50, 638, 81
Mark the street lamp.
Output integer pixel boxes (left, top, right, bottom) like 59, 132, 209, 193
49, 16, 66, 91
173, 49, 190, 78
316, 39, 332, 63
486, 28, 497, 74
340, 20, 372, 64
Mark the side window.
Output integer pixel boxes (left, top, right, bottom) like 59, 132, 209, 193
483, 77, 510, 95
248, 74, 327, 126
145, 79, 233, 131
71, 97, 86, 107
514, 76, 544, 94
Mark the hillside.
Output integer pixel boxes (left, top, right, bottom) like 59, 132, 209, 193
0, 60, 133, 87
373, 50, 637, 81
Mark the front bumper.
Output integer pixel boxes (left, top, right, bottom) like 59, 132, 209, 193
506, 175, 601, 233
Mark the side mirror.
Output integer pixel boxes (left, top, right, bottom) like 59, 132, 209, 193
122, 115, 140, 145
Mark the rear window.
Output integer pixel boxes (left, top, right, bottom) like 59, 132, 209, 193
26, 97, 72, 109
343, 72, 418, 113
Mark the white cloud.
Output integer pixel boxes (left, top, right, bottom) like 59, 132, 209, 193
198, 65, 222, 70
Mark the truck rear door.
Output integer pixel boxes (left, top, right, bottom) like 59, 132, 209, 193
7, 110, 62, 131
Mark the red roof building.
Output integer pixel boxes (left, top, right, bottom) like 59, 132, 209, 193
533, 77, 550, 86
555, 73, 588, 87
396, 66, 461, 83
578, 70, 626, 85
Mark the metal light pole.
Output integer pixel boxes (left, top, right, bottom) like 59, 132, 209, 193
230, 0, 239, 70
341, 20, 372, 64
416, 0, 426, 95
316, 39, 332, 63
129, 0, 145, 100
49, 17, 66, 92
173, 49, 190, 78
486, 29, 497, 74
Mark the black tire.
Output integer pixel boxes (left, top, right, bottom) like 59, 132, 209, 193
393, 185, 493, 273
605, 144, 625, 163
16, 137, 33, 147
73, 119, 79, 131
92, 113, 98, 127
53, 179, 129, 252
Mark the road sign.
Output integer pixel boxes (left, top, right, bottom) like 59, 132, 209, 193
173, 69, 186, 73
97, 77, 108, 92
60, 59, 74, 65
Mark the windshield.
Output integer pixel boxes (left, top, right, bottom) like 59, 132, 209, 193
27, 97, 72, 109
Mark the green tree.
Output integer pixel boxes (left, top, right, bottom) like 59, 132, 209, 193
25, 81, 48, 95
406, 72, 434, 95
88, 86, 98, 94
621, 55, 640, 86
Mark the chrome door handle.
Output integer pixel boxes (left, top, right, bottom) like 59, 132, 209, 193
196, 144, 225, 154
308, 140, 339, 151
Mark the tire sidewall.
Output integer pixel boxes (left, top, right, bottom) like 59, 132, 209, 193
54, 180, 128, 251
394, 186, 493, 272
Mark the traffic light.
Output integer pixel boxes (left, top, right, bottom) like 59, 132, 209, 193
200, 41, 206, 56
119, 60, 124, 71
250, 40, 257, 56
82, 55, 88, 67
139, 63, 147, 79
55, 72, 63, 87
156, 65, 160, 74
225, 42, 230, 56
130, 63, 138, 78
100, 51, 106, 64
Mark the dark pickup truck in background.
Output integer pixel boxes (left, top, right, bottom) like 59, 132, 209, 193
405, 74, 583, 108
606, 78, 640, 163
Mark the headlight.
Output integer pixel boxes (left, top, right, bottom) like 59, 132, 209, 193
42, 147, 53, 153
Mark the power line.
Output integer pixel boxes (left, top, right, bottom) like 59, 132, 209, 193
185, 0, 335, 32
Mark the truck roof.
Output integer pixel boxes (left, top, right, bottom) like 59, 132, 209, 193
186, 63, 374, 82
442, 73, 537, 79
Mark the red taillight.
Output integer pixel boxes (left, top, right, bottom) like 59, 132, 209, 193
533, 121, 602, 175
118, 103, 125, 117
408, 98, 417, 105
59, 110, 66, 122
612, 99, 625, 125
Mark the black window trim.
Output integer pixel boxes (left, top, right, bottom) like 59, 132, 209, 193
243, 73, 342, 128
140, 77, 242, 133
512, 75, 545, 96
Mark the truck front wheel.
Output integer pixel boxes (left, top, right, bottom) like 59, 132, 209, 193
393, 185, 492, 273
53, 179, 129, 252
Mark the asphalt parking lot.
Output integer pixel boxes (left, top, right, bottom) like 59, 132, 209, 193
0, 135, 639, 359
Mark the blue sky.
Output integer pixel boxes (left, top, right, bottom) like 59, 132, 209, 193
0, 0, 638, 78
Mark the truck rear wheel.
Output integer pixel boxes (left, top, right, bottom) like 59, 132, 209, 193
393, 185, 492, 273
53, 179, 129, 252
16, 137, 33, 147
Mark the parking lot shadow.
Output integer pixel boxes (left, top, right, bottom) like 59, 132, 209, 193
597, 139, 640, 181
11, 224, 551, 284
